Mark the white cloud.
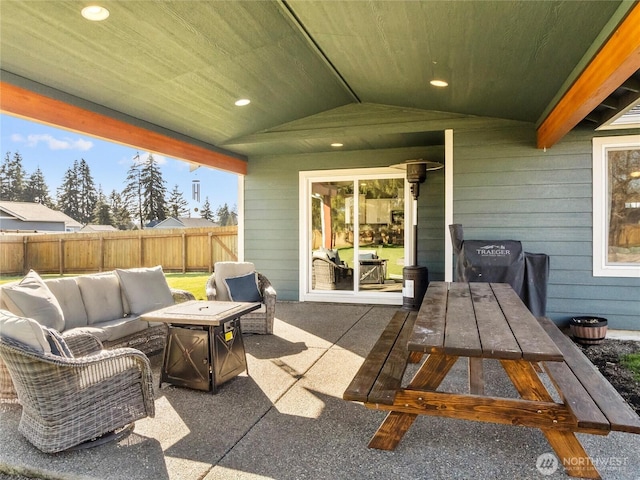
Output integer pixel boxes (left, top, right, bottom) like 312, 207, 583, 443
19, 133, 93, 151
10, 133, 24, 142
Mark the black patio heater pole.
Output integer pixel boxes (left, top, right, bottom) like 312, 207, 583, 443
391, 159, 444, 311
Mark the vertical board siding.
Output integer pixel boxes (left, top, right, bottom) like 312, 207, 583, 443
453, 125, 640, 330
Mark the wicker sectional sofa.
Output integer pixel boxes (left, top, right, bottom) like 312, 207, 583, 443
0, 266, 194, 401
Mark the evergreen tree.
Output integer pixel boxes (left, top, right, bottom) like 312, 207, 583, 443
24, 167, 53, 206
122, 155, 144, 229
166, 184, 189, 218
0, 151, 27, 201
77, 159, 98, 224
109, 190, 132, 230
140, 153, 167, 224
92, 188, 114, 226
216, 202, 238, 226
200, 197, 213, 220
56, 160, 81, 221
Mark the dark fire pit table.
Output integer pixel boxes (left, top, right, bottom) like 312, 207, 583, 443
142, 300, 260, 393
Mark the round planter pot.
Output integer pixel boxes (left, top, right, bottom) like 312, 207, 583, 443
570, 316, 608, 345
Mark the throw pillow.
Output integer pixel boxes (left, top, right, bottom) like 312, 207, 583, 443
224, 272, 262, 302
1, 270, 65, 331
115, 266, 174, 314
44, 328, 73, 357
0, 309, 51, 354
76, 274, 124, 324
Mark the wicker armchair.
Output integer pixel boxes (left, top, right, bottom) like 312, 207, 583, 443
205, 262, 276, 334
312, 257, 353, 290
0, 333, 155, 453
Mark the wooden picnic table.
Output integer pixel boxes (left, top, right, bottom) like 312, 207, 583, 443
344, 281, 640, 479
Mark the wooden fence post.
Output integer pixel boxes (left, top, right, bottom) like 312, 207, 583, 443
59, 238, 64, 275
182, 232, 186, 273
208, 232, 213, 273
23, 237, 28, 274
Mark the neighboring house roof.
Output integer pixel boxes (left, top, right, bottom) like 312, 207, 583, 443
79, 224, 118, 232
0, 201, 82, 229
152, 217, 218, 229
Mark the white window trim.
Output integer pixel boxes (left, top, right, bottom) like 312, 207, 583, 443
298, 167, 407, 304
592, 135, 640, 278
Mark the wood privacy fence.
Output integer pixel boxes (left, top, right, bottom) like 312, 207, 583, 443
0, 226, 237, 276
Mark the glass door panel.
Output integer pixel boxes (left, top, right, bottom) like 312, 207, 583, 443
310, 181, 354, 291
357, 178, 404, 293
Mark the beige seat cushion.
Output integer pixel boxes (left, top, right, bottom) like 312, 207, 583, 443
214, 262, 256, 301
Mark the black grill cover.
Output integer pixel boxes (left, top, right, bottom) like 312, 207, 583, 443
449, 225, 549, 316
456, 240, 525, 296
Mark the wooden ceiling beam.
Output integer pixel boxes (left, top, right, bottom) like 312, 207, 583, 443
537, 3, 640, 149
0, 82, 248, 175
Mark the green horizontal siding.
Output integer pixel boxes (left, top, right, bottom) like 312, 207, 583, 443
453, 125, 640, 330
243, 116, 639, 330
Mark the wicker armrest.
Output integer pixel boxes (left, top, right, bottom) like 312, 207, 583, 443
171, 288, 196, 303
205, 274, 216, 300
62, 331, 103, 356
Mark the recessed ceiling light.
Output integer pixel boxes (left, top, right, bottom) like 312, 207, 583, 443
430, 79, 448, 88
235, 99, 250, 106
81, 5, 110, 21
630, 171, 640, 178
331, 143, 343, 148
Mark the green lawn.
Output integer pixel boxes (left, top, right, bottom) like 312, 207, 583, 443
622, 353, 640, 382
0, 272, 210, 301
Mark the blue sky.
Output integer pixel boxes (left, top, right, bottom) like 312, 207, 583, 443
0, 114, 238, 216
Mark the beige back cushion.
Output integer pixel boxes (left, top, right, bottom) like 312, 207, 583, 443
1, 270, 65, 331
115, 266, 174, 314
46, 278, 89, 330
76, 274, 124, 324
0, 309, 51, 353
214, 262, 255, 301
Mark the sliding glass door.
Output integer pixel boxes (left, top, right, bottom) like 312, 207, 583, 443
301, 168, 407, 303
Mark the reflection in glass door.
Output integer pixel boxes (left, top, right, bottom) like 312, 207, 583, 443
357, 178, 404, 292
309, 175, 404, 296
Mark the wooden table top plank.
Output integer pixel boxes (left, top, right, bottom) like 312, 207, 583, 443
469, 283, 522, 359
443, 283, 482, 357
490, 283, 563, 362
407, 281, 447, 353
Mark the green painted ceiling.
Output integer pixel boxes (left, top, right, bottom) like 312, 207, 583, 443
0, 0, 633, 161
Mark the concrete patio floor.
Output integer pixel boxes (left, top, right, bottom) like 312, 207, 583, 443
1, 302, 639, 480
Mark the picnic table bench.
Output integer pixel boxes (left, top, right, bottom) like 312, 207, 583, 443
343, 281, 640, 479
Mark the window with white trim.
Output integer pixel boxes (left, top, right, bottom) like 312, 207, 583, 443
592, 135, 640, 277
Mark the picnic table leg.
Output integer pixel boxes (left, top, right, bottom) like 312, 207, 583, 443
468, 357, 484, 395
368, 353, 458, 450
500, 359, 601, 479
